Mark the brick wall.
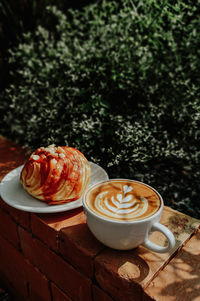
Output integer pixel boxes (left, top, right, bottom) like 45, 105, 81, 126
0, 137, 200, 301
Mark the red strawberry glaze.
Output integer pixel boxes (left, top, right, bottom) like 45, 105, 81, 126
22, 146, 86, 203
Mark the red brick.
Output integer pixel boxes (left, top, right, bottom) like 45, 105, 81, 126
26, 263, 51, 301
10, 207, 30, 230
139, 206, 200, 287
31, 207, 84, 252
31, 213, 59, 251
31, 208, 104, 277
92, 285, 114, 301
0, 207, 20, 249
51, 283, 72, 301
0, 197, 11, 212
0, 136, 29, 182
0, 280, 26, 301
0, 234, 28, 300
59, 211, 105, 278
33, 207, 84, 230
95, 249, 143, 301
0, 137, 30, 229
94, 207, 200, 301
0, 197, 30, 230
0, 233, 52, 301
144, 230, 200, 301
19, 226, 92, 301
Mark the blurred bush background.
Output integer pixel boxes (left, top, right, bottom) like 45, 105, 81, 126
0, 0, 199, 218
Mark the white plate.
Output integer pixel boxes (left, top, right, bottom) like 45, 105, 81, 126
0, 162, 109, 213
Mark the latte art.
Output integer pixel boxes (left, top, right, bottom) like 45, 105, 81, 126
85, 180, 161, 221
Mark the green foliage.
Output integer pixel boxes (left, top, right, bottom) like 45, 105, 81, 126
0, 0, 200, 217
0, 0, 90, 88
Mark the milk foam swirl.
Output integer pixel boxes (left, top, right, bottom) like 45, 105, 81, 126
86, 181, 161, 221
95, 186, 148, 218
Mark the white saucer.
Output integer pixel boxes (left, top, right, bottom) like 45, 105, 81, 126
0, 162, 108, 213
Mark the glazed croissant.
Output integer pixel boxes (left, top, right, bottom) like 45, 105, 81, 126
20, 145, 91, 205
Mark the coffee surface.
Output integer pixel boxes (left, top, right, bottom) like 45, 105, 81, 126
85, 180, 161, 221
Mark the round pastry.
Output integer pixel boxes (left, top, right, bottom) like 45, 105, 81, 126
20, 145, 91, 205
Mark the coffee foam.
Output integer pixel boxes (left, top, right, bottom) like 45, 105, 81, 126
85, 180, 161, 221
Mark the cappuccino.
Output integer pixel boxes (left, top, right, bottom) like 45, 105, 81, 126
85, 179, 161, 221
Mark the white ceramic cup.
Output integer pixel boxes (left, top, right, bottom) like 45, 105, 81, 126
83, 179, 176, 253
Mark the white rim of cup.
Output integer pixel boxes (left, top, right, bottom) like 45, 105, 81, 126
83, 178, 164, 224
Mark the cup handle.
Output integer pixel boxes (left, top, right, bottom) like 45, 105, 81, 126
142, 222, 176, 253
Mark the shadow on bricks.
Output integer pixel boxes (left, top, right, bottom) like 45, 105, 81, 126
158, 236, 200, 300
